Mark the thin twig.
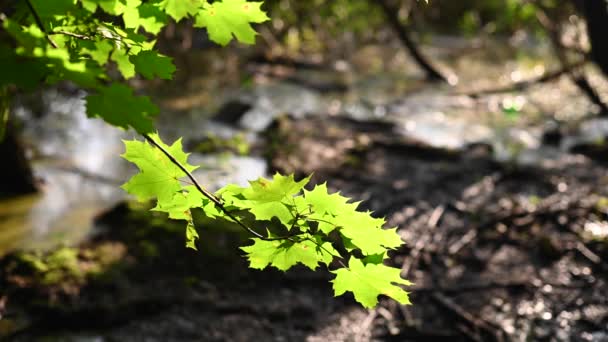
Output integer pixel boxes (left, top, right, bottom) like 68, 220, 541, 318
49, 30, 93, 40
402, 206, 444, 276
143, 134, 301, 242
24, 0, 58, 48
431, 293, 505, 341
461, 59, 587, 97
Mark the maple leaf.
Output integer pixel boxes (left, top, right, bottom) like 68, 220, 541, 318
30, 0, 76, 18
121, 134, 197, 205
303, 183, 350, 216
243, 173, 309, 203
335, 211, 403, 256
85, 0, 136, 15
194, 0, 269, 45
123, 2, 168, 34
111, 48, 135, 79
332, 258, 412, 308
80, 40, 114, 66
129, 50, 176, 80
152, 186, 205, 220
241, 237, 336, 271
228, 173, 309, 226
185, 220, 199, 250
86, 83, 158, 133
159, 0, 202, 22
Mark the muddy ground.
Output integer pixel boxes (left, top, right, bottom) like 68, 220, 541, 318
2, 113, 608, 341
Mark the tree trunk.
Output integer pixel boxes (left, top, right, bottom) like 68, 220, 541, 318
583, 0, 608, 77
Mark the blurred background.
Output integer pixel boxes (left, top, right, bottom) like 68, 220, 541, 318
2, 0, 608, 340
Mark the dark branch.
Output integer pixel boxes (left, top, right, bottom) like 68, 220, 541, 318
24, 0, 58, 48
532, 0, 608, 114
376, 0, 456, 84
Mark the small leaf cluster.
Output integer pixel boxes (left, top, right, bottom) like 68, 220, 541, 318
122, 134, 412, 308
1, 0, 268, 133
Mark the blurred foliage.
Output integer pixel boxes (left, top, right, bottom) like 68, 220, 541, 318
262, 0, 386, 55
5, 244, 126, 287
194, 132, 250, 155
257, 0, 577, 56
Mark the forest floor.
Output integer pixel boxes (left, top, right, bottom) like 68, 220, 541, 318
2, 111, 608, 341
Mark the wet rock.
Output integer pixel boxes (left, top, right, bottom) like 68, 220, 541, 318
0, 128, 37, 197
211, 100, 252, 125
541, 121, 563, 147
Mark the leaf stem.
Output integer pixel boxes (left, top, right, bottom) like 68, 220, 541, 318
303, 235, 349, 269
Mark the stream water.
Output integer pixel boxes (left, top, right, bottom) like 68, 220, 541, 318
0, 36, 605, 256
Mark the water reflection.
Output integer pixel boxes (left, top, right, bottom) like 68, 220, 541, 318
0, 90, 129, 254
0, 88, 269, 255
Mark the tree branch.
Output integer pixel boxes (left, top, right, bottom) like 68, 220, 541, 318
24, 0, 58, 48
143, 134, 301, 242
462, 59, 587, 97
49, 30, 93, 40
376, 0, 456, 84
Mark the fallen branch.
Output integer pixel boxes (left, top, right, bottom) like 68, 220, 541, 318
461, 59, 587, 97
431, 293, 505, 342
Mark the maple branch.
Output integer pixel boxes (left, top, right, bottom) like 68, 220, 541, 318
143, 134, 302, 242
49, 30, 93, 40
25, 0, 58, 48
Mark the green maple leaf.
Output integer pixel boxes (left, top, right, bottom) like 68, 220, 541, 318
111, 48, 136, 79
129, 50, 176, 80
42, 48, 102, 88
248, 202, 294, 226
121, 134, 198, 205
0, 47, 47, 90
185, 220, 199, 250
336, 211, 403, 256
86, 83, 158, 133
159, 0, 202, 22
30, 0, 76, 18
122, 135, 201, 250
154, 194, 200, 250
80, 40, 114, 66
332, 258, 412, 308
152, 186, 205, 220
86, 0, 136, 15
303, 183, 351, 216
241, 237, 336, 271
235, 173, 308, 225
243, 173, 309, 203
194, 0, 269, 45
308, 212, 336, 234
123, 2, 168, 34
202, 200, 222, 219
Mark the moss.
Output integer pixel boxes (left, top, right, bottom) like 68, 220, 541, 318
194, 133, 250, 156
41, 247, 81, 285
5, 243, 127, 288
